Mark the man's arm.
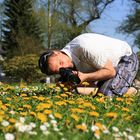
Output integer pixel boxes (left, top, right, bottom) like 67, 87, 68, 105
77, 60, 116, 83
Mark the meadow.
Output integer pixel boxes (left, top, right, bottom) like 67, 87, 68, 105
0, 82, 140, 140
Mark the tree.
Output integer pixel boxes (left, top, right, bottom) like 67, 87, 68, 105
2, 0, 44, 58
38, 0, 115, 49
118, 0, 140, 48
0, 1, 5, 45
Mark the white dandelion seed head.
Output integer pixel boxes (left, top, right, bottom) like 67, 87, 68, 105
128, 135, 135, 140
10, 110, 16, 115
29, 122, 36, 128
94, 133, 100, 139
28, 131, 37, 135
1, 120, 9, 127
103, 129, 110, 134
91, 125, 99, 132
18, 125, 27, 133
136, 133, 140, 138
26, 125, 33, 131
50, 120, 57, 126
44, 122, 50, 127
126, 128, 133, 133
123, 131, 128, 137
43, 131, 50, 135
19, 117, 25, 123
49, 114, 55, 119
40, 125, 47, 131
112, 126, 119, 132
5, 133, 15, 140
53, 127, 59, 132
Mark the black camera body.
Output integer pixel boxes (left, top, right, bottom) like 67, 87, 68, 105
59, 68, 81, 84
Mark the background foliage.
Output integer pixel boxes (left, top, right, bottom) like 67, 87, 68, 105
2, 54, 45, 83
2, 0, 44, 58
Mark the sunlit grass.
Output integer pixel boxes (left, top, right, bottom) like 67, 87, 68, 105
0, 82, 140, 140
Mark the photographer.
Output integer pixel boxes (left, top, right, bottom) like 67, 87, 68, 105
39, 33, 139, 97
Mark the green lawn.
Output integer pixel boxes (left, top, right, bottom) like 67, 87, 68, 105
0, 82, 140, 140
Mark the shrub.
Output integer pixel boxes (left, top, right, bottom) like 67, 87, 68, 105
2, 54, 45, 83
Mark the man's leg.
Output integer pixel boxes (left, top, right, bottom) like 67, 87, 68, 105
98, 53, 139, 97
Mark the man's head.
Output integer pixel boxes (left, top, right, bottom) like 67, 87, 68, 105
38, 50, 74, 75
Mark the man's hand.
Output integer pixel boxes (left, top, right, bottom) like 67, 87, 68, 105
72, 71, 90, 83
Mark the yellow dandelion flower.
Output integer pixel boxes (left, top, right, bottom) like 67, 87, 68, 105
76, 124, 87, 132
38, 96, 45, 101
76, 98, 84, 102
105, 112, 117, 118
54, 113, 62, 119
54, 86, 61, 92
89, 111, 99, 117
63, 87, 68, 91
95, 122, 104, 131
55, 95, 62, 99
122, 107, 130, 112
83, 102, 92, 107
125, 98, 134, 105
36, 103, 52, 111
47, 83, 55, 88
76, 98, 85, 104
18, 108, 24, 111
0, 100, 2, 105
0, 111, 4, 115
66, 100, 75, 104
32, 96, 38, 99
65, 92, 72, 95
81, 82, 90, 86
91, 105, 96, 110
60, 93, 68, 98
21, 93, 27, 97
125, 116, 132, 120
116, 97, 124, 102
9, 118, 16, 124
30, 112, 36, 117
71, 114, 79, 121
37, 113, 47, 122
20, 112, 27, 116
43, 110, 52, 115
0, 116, 3, 122
23, 97, 30, 100
19, 82, 27, 88
1, 105, 7, 111
115, 105, 121, 108
71, 108, 85, 113
59, 84, 64, 87
55, 101, 67, 106
6, 97, 12, 101
96, 97, 105, 103
65, 119, 70, 125
97, 93, 104, 97
94, 129, 101, 139
23, 104, 32, 109
5, 104, 11, 107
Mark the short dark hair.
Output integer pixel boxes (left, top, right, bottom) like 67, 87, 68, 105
38, 50, 54, 75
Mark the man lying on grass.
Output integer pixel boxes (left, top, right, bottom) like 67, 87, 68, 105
38, 33, 139, 97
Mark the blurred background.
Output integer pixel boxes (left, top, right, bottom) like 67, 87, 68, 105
0, 0, 140, 84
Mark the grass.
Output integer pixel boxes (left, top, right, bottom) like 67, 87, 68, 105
0, 82, 140, 140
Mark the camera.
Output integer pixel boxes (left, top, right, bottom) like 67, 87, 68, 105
59, 68, 81, 84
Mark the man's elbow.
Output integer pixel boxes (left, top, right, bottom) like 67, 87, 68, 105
109, 69, 116, 78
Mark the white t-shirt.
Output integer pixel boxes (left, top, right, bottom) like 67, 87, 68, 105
61, 33, 132, 73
